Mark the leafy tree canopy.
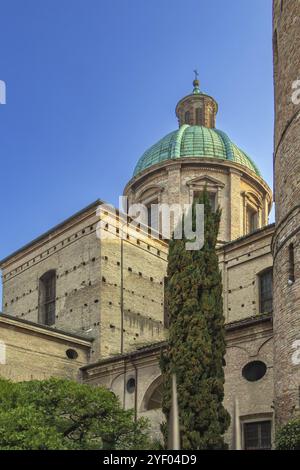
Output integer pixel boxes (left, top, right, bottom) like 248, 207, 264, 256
0, 377, 151, 450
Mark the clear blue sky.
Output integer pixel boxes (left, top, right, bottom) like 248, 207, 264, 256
0, 0, 274, 301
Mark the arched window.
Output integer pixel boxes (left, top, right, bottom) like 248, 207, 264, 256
147, 383, 163, 410
259, 268, 273, 313
39, 270, 56, 325
195, 107, 203, 125
185, 111, 191, 124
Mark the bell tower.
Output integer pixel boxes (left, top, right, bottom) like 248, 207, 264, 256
272, 0, 300, 426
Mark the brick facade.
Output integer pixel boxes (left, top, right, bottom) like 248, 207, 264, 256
124, 159, 272, 244
0, 313, 91, 381
272, 0, 300, 425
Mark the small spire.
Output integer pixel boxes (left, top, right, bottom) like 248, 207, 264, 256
193, 69, 200, 94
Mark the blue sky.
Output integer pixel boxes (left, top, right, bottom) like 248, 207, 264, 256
0, 0, 274, 301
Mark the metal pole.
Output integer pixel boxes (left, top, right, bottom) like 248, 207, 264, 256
168, 374, 180, 450
234, 397, 242, 450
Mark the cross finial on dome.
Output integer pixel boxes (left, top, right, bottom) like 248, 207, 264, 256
193, 69, 200, 94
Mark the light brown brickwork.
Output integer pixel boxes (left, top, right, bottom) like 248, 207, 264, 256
0, 314, 91, 381
272, 0, 300, 426
0, 202, 168, 362
82, 315, 274, 448
219, 225, 274, 324
124, 159, 272, 244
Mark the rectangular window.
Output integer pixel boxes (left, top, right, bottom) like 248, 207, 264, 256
146, 199, 159, 230
194, 191, 216, 212
39, 271, 56, 326
259, 269, 273, 313
246, 206, 258, 234
44, 274, 56, 325
244, 421, 271, 450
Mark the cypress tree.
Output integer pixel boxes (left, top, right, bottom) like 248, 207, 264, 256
160, 190, 230, 450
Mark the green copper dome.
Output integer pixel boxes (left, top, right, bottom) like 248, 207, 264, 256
133, 125, 260, 177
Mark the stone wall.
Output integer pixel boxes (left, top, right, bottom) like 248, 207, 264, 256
124, 159, 272, 243
82, 316, 274, 449
224, 316, 274, 448
0, 201, 168, 362
219, 225, 274, 324
1, 202, 274, 362
0, 314, 91, 382
272, 0, 300, 425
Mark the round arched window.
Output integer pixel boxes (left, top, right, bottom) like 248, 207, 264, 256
66, 349, 78, 360
242, 361, 267, 382
126, 377, 136, 394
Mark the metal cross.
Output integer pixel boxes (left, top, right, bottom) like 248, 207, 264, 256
193, 69, 199, 80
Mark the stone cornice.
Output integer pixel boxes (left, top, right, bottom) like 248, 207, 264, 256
81, 314, 273, 378
124, 158, 273, 202
0, 200, 103, 269
0, 312, 93, 347
218, 224, 275, 255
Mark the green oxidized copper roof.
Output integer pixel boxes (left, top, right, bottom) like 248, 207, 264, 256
133, 125, 260, 177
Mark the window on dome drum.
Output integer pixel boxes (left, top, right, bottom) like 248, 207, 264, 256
193, 191, 216, 212
147, 383, 163, 410
259, 269, 273, 313
185, 111, 191, 125
243, 421, 271, 450
246, 206, 258, 234
146, 199, 159, 230
195, 107, 203, 125
38, 270, 56, 326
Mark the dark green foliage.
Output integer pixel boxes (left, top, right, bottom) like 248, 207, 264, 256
276, 419, 300, 450
160, 190, 230, 449
0, 377, 151, 450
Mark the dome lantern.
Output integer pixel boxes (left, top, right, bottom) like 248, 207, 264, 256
175, 73, 218, 128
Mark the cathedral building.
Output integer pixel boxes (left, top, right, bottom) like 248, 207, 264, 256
0, 0, 299, 450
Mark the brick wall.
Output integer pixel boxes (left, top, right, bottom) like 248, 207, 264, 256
0, 314, 91, 381
272, 0, 300, 425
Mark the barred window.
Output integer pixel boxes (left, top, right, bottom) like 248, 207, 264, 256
244, 421, 271, 450
39, 270, 56, 326
259, 269, 273, 313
